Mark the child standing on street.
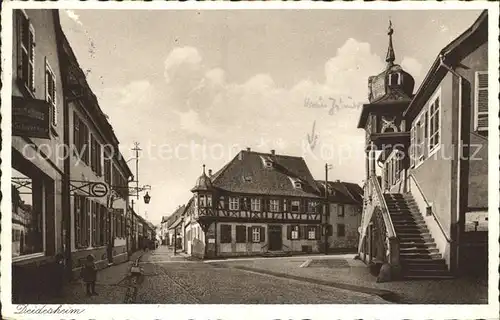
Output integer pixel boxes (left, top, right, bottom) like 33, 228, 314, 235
80, 254, 98, 296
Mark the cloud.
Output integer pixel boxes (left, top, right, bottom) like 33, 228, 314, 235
65, 10, 83, 26
164, 47, 203, 85
401, 56, 423, 85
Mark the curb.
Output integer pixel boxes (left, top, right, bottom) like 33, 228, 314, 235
223, 265, 400, 303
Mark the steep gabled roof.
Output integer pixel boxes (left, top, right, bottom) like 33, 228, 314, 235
316, 180, 363, 205
166, 204, 186, 228
210, 150, 321, 198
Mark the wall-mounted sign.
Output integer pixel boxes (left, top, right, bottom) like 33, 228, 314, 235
12, 96, 51, 139
90, 182, 109, 197
70, 180, 109, 198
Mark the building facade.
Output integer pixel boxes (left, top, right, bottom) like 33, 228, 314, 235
316, 181, 363, 252
185, 149, 325, 259
59, 30, 134, 278
357, 11, 488, 280
11, 9, 66, 302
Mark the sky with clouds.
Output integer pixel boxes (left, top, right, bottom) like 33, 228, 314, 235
59, 9, 482, 225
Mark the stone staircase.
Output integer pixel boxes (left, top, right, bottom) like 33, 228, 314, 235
384, 193, 453, 280
261, 250, 292, 258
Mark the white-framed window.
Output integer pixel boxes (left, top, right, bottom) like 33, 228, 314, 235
270, 199, 280, 212
218, 196, 225, 209
45, 60, 57, 126
252, 227, 261, 242
291, 200, 300, 213
291, 225, 299, 240
16, 10, 36, 94
338, 204, 345, 217
251, 198, 261, 211
12, 167, 45, 260
199, 195, 206, 207
229, 197, 239, 210
206, 194, 212, 207
411, 108, 427, 168
307, 226, 316, 240
409, 124, 415, 168
307, 201, 319, 213
294, 182, 302, 189
474, 71, 488, 131
428, 90, 441, 155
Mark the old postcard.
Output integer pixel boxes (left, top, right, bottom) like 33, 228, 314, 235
1, 1, 499, 319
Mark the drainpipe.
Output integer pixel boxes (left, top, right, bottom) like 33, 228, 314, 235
439, 53, 464, 274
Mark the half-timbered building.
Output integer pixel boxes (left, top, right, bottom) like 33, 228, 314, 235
184, 149, 324, 259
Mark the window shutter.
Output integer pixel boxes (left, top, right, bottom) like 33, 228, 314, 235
85, 198, 90, 247
74, 196, 80, 248
29, 24, 35, 92
315, 226, 321, 240
475, 71, 488, 131
73, 113, 79, 150
16, 11, 24, 80
91, 202, 96, 246
301, 226, 307, 240
247, 226, 252, 242
287, 225, 292, 240
260, 226, 265, 242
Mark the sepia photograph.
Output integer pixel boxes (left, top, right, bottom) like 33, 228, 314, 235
1, 1, 499, 319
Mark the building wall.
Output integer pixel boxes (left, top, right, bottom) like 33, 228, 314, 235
459, 41, 488, 210
11, 10, 66, 302
411, 73, 454, 238
11, 9, 65, 261
327, 203, 361, 251
456, 41, 488, 275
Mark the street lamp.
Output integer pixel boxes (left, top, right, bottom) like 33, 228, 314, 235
143, 192, 151, 204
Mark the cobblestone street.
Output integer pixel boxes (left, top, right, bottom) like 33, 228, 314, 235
131, 247, 387, 304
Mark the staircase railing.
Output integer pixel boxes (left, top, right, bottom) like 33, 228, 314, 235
370, 174, 400, 270
359, 174, 400, 270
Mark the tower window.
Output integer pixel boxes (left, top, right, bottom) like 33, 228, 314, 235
389, 73, 401, 86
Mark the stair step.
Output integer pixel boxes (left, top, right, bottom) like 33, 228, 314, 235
400, 252, 442, 259
400, 247, 439, 253
403, 269, 451, 277
400, 256, 446, 262
398, 234, 433, 240
402, 275, 455, 280
400, 242, 437, 248
394, 225, 429, 233
391, 218, 425, 223
404, 263, 448, 271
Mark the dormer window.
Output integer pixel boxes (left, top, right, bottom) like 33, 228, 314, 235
260, 156, 273, 168
289, 177, 303, 189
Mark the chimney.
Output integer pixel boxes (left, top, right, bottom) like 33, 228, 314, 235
246, 147, 251, 152
208, 169, 213, 177
270, 149, 275, 155
336, 179, 340, 183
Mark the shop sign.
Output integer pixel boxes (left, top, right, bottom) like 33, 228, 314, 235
90, 182, 109, 197
12, 96, 51, 139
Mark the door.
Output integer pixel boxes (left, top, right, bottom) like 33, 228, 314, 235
268, 225, 282, 251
